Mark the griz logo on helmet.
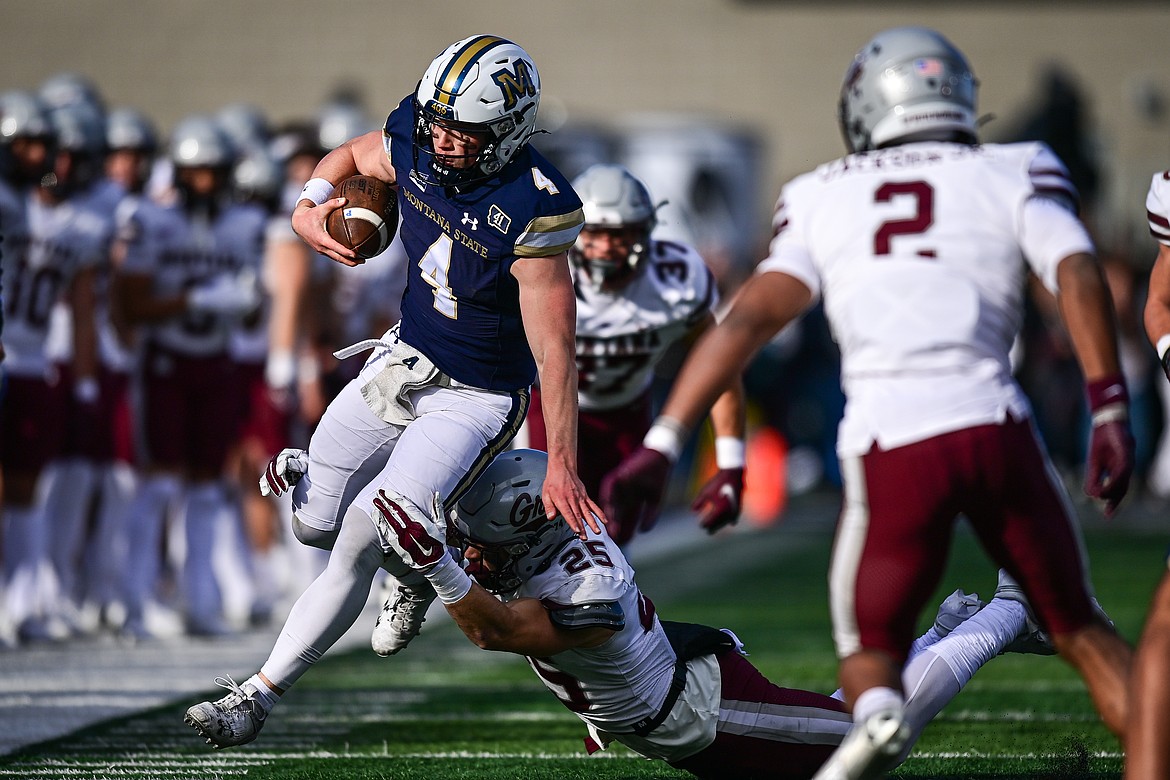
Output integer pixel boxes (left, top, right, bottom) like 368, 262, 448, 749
509, 492, 547, 531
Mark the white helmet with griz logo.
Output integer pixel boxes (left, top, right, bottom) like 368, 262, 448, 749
412, 34, 540, 187
448, 449, 576, 593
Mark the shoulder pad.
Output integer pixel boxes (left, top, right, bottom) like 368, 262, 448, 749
547, 600, 625, 631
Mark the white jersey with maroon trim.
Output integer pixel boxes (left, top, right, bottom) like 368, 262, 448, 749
5, 192, 112, 379
120, 199, 266, 357
575, 238, 716, 410
758, 141, 1095, 457
1146, 169, 1170, 246
512, 527, 679, 734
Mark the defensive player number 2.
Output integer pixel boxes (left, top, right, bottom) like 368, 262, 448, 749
873, 180, 934, 257
419, 234, 458, 319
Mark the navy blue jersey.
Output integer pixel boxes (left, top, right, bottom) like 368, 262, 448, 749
382, 96, 584, 390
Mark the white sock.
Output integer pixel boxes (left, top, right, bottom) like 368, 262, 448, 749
245, 673, 281, 712
853, 686, 905, 725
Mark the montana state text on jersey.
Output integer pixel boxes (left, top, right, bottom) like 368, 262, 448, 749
382, 96, 584, 391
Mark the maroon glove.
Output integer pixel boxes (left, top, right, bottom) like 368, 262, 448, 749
692, 468, 745, 534
599, 446, 672, 546
1083, 375, 1135, 518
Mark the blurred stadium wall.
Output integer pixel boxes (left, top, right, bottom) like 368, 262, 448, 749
5, 0, 1169, 256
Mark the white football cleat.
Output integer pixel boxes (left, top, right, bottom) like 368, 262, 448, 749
812, 707, 911, 780
931, 588, 985, 638
371, 577, 437, 657
185, 676, 268, 749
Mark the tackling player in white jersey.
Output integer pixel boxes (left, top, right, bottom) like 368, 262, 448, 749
606, 26, 1134, 779
1126, 171, 1170, 780
524, 164, 745, 545
378, 448, 1049, 779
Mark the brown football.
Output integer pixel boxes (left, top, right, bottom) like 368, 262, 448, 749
325, 175, 399, 259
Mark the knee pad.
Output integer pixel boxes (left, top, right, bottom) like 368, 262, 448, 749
292, 515, 338, 551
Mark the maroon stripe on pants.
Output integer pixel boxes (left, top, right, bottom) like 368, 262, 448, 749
670, 652, 848, 780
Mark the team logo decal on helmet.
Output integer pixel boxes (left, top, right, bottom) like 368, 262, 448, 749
448, 449, 576, 593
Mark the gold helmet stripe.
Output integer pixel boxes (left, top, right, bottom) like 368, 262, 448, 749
434, 35, 509, 106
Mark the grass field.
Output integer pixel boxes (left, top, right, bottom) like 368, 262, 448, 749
1, 495, 1163, 780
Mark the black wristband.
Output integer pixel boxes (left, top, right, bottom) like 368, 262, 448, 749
1162, 349, 1170, 383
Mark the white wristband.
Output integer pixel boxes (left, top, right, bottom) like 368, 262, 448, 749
642, 416, 689, 464
426, 555, 473, 605
265, 350, 296, 389
298, 177, 335, 207
715, 436, 746, 469
1157, 334, 1170, 361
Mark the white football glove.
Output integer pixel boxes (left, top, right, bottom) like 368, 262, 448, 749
260, 448, 309, 497
187, 271, 260, 317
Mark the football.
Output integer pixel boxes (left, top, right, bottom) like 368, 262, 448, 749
325, 175, 399, 259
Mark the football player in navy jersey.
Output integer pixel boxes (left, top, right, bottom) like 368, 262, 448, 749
186, 35, 603, 749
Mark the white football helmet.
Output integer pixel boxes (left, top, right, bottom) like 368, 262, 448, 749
412, 35, 540, 187
317, 101, 374, 151
232, 147, 283, 207
217, 102, 270, 155
170, 114, 235, 168
0, 90, 53, 143
39, 72, 105, 117
569, 163, 657, 290
106, 107, 158, 152
447, 449, 576, 594
49, 103, 106, 194
838, 26, 978, 153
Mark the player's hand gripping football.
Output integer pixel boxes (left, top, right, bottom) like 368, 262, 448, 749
372, 491, 451, 573
692, 468, 745, 534
291, 198, 359, 266
600, 446, 672, 545
259, 448, 309, 497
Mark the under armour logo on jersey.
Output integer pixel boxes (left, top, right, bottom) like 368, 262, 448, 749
462, 213, 479, 230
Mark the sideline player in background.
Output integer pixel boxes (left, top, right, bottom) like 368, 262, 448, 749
112, 115, 264, 639
523, 163, 745, 545
185, 35, 601, 749
604, 26, 1134, 779
377, 449, 1053, 780
1127, 171, 1170, 779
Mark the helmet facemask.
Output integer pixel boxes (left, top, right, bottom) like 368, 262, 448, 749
570, 222, 653, 292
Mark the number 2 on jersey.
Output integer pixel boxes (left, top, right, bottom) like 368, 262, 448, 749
874, 180, 935, 258
418, 234, 458, 318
